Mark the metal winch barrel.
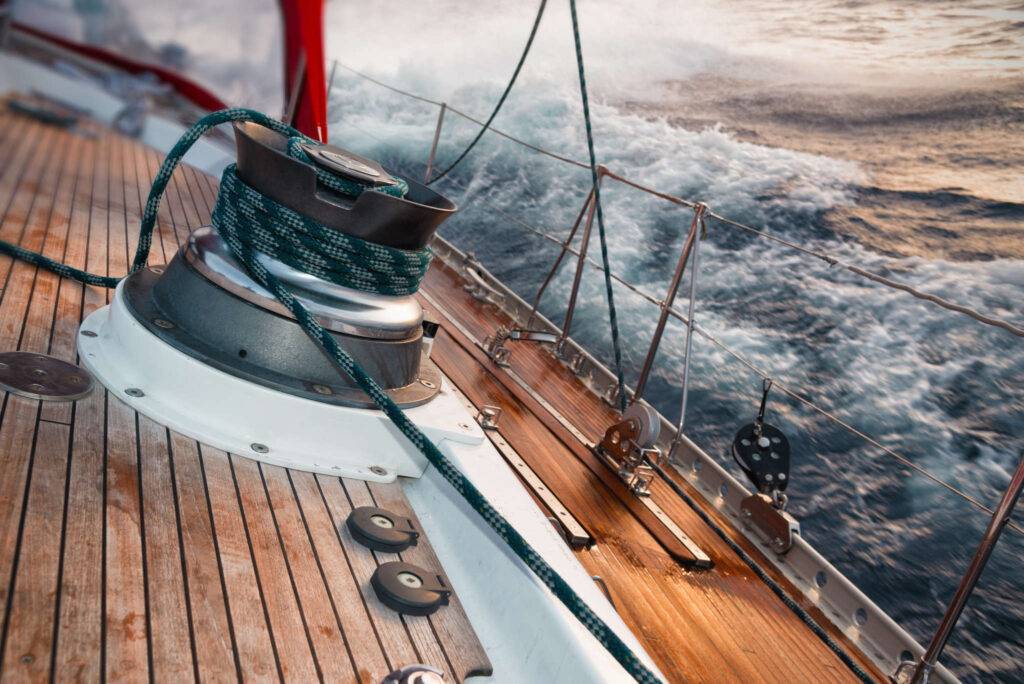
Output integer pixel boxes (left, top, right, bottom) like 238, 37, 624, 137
120, 122, 456, 408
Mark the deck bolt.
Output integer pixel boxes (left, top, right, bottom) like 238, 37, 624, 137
458, 422, 472, 431
80, 330, 97, 337
419, 379, 437, 389
20, 655, 33, 664
153, 318, 174, 329
312, 384, 333, 395
369, 465, 388, 476
250, 443, 269, 454
125, 388, 145, 397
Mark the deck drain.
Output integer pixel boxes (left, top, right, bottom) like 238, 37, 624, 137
0, 352, 93, 401
371, 561, 450, 616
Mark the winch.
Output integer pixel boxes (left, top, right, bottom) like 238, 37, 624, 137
78, 121, 487, 480
125, 123, 454, 407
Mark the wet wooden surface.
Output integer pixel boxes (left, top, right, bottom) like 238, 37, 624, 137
0, 102, 490, 683
418, 257, 888, 684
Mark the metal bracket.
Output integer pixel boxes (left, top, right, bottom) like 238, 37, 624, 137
597, 412, 662, 497
602, 382, 622, 407
739, 493, 801, 554
484, 327, 558, 367
507, 329, 559, 344
475, 405, 502, 430
484, 329, 512, 367
463, 265, 506, 306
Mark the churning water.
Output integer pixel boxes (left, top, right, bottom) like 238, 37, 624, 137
324, 1, 1024, 680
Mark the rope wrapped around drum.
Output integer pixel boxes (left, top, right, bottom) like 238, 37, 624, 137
0, 108, 664, 684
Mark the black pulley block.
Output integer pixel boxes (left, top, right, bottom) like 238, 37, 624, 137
371, 562, 451, 616
346, 506, 419, 553
731, 422, 790, 493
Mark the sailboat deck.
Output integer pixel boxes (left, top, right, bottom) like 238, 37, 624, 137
0, 105, 491, 683
0, 102, 889, 682
418, 263, 889, 683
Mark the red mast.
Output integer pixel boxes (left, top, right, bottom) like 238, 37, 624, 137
279, 0, 328, 142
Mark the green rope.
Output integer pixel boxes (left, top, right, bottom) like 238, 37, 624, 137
426, 0, 547, 184
568, 0, 628, 413
285, 136, 409, 199
0, 108, 662, 684
0, 108, 429, 296
213, 167, 429, 296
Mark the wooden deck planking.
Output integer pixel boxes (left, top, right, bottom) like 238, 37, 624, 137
419, 256, 887, 682
288, 470, 391, 683
137, 415, 196, 682
259, 462, 360, 683
200, 446, 280, 682
316, 474, 424, 674
0, 126, 83, 681
166, 434, 239, 681
0, 106, 489, 683
0, 119, 66, 678
0, 96, 880, 683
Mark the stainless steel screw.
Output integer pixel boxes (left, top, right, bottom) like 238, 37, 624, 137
251, 443, 269, 454
125, 388, 145, 397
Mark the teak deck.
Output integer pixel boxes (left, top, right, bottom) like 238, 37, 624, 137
417, 264, 887, 683
0, 105, 490, 683
0, 101, 887, 683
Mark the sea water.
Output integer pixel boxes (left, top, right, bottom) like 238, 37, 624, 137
322, 2, 1024, 681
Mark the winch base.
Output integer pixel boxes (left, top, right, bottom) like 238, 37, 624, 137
77, 282, 485, 480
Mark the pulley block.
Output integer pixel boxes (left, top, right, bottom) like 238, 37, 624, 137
731, 379, 791, 496
731, 422, 791, 493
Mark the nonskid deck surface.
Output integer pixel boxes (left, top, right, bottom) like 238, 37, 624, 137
0, 105, 490, 683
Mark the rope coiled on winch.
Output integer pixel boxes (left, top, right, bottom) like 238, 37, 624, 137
0, 107, 663, 684
213, 165, 429, 296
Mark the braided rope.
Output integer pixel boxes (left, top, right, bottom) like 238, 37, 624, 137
0, 108, 662, 684
568, 0, 629, 413
426, 0, 548, 184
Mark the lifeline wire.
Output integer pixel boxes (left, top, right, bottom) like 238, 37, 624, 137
425, 0, 548, 184
569, 0, 629, 413
333, 60, 1024, 340
0, 108, 663, 684
337, 114, 1024, 538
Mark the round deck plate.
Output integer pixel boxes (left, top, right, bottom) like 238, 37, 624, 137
0, 351, 93, 401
